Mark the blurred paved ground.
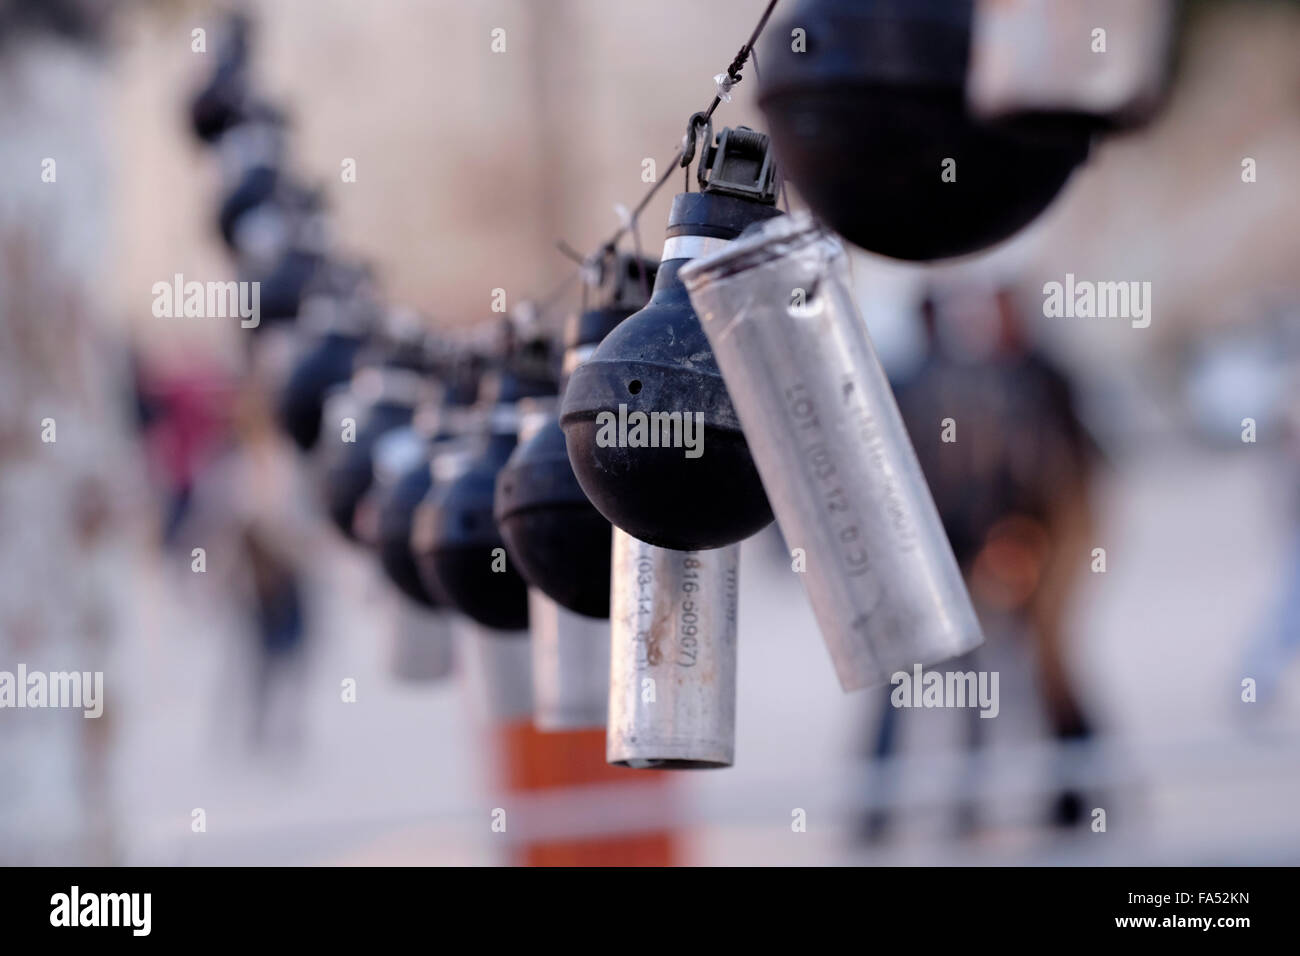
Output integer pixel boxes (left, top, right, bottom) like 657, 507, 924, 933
108, 440, 1300, 865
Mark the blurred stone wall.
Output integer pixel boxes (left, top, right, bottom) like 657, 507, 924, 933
105, 1, 1300, 364
109, 0, 766, 351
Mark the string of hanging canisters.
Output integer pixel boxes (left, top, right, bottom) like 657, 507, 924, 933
188, 1, 1178, 770
544, 0, 986, 768
352, 0, 982, 769
561, 0, 1177, 769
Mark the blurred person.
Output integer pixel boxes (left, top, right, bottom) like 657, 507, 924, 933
181, 378, 319, 753
133, 355, 234, 548
239, 520, 308, 748
863, 286, 1100, 841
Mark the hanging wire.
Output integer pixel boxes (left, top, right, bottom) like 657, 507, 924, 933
540, 0, 781, 308
354, 2, 780, 363
746, 44, 792, 214
701, 0, 781, 124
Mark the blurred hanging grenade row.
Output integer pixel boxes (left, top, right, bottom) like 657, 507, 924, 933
277, 262, 380, 452
495, 254, 657, 620
499, 398, 602, 723
188, 12, 252, 144
320, 319, 440, 540
412, 360, 557, 633
561, 126, 783, 552
756, 0, 1176, 262
374, 379, 482, 609
494, 259, 656, 733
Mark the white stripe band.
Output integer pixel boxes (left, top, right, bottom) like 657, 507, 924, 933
661, 235, 733, 262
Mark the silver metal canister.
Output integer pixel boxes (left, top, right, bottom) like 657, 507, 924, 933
967, 0, 1175, 130
607, 529, 739, 769
390, 604, 456, 683
681, 211, 983, 691
466, 619, 533, 723
528, 589, 610, 731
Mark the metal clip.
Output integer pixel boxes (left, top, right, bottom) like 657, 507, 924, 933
697, 126, 778, 203
679, 111, 713, 170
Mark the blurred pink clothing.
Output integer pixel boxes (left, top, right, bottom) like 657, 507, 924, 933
140, 366, 232, 488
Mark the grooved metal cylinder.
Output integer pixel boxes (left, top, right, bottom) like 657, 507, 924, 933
528, 589, 610, 731
607, 529, 739, 769
681, 211, 983, 691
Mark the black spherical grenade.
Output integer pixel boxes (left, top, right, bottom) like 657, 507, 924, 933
189, 13, 251, 145
278, 266, 379, 451
214, 102, 287, 251
377, 453, 440, 606
561, 126, 781, 551
495, 255, 657, 619
374, 379, 480, 608
281, 327, 366, 451
322, 324, 436, 541
414, 361, 557, 632
243, 192, 328, 330
757, 0, 1091, 261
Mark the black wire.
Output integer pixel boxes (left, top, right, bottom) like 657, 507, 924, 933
555, 239, 586, 265
543, 0, 781, 308
702, 0, 780, 124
